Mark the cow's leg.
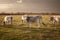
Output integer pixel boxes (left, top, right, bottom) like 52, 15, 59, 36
53, 20, 57, 24
3, 21, 6, 25
11, 17, 13, 25
10, 21, 12, 25
29, 22, 32, 28
3, 21, 5, 25
38, 22, 40, 28
10, 20, 12, 25
22, 20, 24, 24
37, 19, 40, 28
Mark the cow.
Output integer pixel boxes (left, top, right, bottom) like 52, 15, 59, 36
21, 15, 28, 24
50, 16, 60, 24
3, 16, 13, 25
21, 15, 42, 28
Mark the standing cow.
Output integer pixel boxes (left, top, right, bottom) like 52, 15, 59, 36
21, 15, 42, 28
3, 16, 13, 25
21, 15, 28, 24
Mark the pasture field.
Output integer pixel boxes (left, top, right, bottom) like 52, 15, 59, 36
0, 15, 60, 40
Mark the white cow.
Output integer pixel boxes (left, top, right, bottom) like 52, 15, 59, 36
21, 15, 28, 23
3, 16, 13, 25
50, 16, 60, 24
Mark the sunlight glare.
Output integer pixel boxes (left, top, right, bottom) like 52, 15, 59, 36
0, 4, 9, 10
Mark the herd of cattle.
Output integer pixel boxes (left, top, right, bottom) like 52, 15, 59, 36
2, 15, 60, 28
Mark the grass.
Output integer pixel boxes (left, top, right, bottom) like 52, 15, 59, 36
0, 25, 60, 40
0, 15, 60, 40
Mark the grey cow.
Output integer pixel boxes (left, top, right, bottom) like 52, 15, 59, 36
21, 15, 42, 28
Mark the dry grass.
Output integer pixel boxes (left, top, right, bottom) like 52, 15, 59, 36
0, 15, 53, 27
0, 15, 60, 40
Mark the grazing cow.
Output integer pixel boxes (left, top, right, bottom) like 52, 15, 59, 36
3, 16, 13, 25
21, 15, 42, 28
50, 16, 60, 24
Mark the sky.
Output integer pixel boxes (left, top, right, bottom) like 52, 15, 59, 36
0, 0, 60, 13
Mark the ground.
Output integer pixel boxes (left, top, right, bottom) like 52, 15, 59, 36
0, 15, 60, 40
